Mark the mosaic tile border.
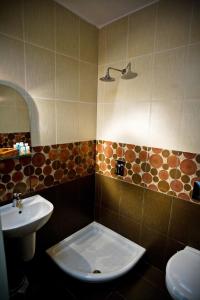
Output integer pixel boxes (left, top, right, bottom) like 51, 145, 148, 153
0, 132, 31, 148
96, 140, 200, 202
0, 140, 96, 203
1, 139, 200, 203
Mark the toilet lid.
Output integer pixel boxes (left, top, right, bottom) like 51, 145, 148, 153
166, 247, 200, 300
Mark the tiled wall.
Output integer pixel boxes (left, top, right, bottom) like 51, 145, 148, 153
0, 0, 98, 203
36, 174, 95, 252
96, 140, 200, 201
97, 0, 200, 154
0, 0, 98, 146
0, 132, 31, 148
0, 85, 29, 133
95, 174, 200, 270
0, 140, 95, 203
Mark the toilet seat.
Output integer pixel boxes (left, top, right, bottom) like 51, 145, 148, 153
166, 246, 200, 300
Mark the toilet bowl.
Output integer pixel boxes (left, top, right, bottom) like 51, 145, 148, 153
166, 246, 200, 300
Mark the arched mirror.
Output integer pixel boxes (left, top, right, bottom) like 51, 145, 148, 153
0, 84, 31, 157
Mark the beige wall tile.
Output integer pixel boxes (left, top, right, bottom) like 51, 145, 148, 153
98, 27, 106, 65
56, 4, 79, 58
123, 102, 151, 146
152, 47, 186, 100
17, 106, 30, 132
106, 17, 128, 63
56, 54, 79, 100
26, 44, 55, 98
190, 0, 200, 43
98, 61, 127, 103
96, 103, 104, 140
77, 103, 96, 140
24, 0, 55, 50
30, 98, 56, 146
97, 65, 105, 103
185, 44, 200, 99
126, 55, 153, 102
80, 19, 98, 64
0, 85, 26, 107
128, 4, 156, 58
80, 62, 97, 102
102, 103, 124, 142
149, 101, 182, 150
56, 100, 78, 143
0, 0, 23, 39
179, 100, 200, 153
0, 34, 25, 88
0, 105, 18, 133
0, 84, 30, 133
156, 0, 192, 51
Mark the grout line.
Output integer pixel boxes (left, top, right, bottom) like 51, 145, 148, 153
166, 197, 174, 238
21, 0, 31, 130
33, 96, 97, 104
98, 0, 159, 29
21, 2, 26, 90
0, 31, 97, 66
0, 31, 24, 42
97, 97, 196, 104
126, 14, 130, 61
98, 41, 200, 68
147, 0, 159, 153
188, 0, 194, 46
138, 184, 145, 243
54, 2, 57, 146
78, 17, 81, 101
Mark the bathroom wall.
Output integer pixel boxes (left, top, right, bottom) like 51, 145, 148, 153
96, 0, 200, 201
97, 0, 200, 153
0, 0, 98, 146
0, 0, 98, 202
95, 0, 200, 271
95, 173, 200, 270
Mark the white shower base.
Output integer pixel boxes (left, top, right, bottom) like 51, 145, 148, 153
46, 222, 145, 282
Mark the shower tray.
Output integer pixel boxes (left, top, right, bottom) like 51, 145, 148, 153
46, 222, 145, 282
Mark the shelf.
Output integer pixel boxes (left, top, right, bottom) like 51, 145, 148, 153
0, 153, 32, 161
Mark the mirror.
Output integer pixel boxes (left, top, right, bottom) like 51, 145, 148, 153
0, 84, 31, 149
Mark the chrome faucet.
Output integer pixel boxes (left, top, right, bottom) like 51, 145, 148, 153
12, 193, 23, 210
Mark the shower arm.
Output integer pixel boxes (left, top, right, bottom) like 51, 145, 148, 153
107, 67, 126, 75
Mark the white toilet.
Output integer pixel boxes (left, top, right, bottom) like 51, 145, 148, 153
166, 246, 200, 300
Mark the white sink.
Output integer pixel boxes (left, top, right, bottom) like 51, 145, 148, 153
0, 195, 53, 238
0, 195, 54, 261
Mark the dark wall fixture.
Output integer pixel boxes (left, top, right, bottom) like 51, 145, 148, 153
192, 181, 200, 201
116, 160, 125, 176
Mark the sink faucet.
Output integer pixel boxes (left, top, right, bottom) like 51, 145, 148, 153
12, 193, 23, 210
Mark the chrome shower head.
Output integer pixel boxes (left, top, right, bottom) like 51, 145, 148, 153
99, 63, 137, 82
121, 63, 137, 80
100, 69, 115, 82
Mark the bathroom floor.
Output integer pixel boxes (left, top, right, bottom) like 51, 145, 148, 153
11, 253, 171, 300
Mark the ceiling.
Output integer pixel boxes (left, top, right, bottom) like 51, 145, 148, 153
55, 0, 158, 28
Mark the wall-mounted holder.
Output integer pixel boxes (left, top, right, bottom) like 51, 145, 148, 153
116, 160, 125, 176
192, 181, 200, 201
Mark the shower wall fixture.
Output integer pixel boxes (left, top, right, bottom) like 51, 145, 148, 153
100, 62, 137, 82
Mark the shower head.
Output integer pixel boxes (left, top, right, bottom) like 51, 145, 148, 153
99, 63, 137, 82
121, 63, 137, 80
100, 69, 115, 82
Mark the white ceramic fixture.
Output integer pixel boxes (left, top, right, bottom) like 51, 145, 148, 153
0, 195, 53, 261
47, 221, 145, 282
166, 246, 200, 300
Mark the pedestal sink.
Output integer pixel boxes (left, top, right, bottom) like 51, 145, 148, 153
0, 195, 53, 261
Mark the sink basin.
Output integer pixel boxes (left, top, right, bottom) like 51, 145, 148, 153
0, 195, 54, 261
0, 195, 53, 238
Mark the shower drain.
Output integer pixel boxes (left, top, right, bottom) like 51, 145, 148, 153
92, 269, 101, 274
